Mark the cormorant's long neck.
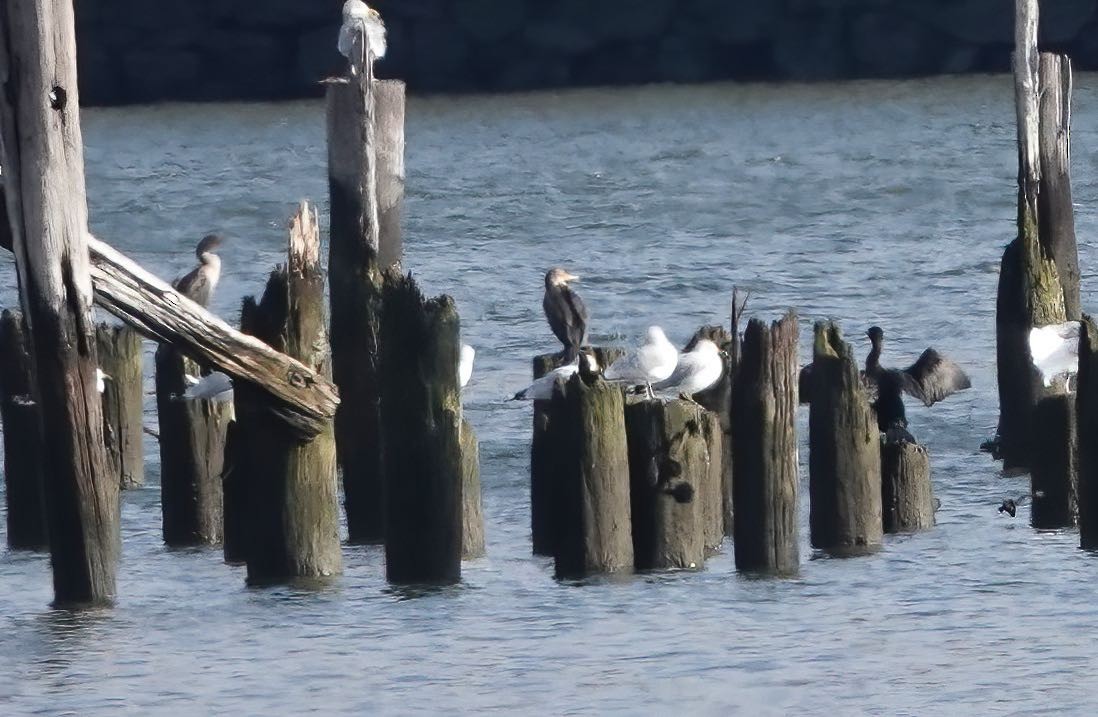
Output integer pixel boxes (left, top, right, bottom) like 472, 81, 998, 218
200, 252, 221, 282
866, 340, 882, 374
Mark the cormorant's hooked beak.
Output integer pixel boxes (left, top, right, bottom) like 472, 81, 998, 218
562, 272, 580, 283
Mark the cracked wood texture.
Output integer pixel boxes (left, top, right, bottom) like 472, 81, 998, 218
236, 202, 342, 582
732, 313, 799, 574
807, 321, 882, 555
95, 323, 143, 488
881, 438, 935, 533
0, 0, 118, 604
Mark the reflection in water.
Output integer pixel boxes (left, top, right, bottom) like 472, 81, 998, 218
2, 75, 1098, 712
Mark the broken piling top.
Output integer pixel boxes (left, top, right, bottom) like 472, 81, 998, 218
808, 319, 882, 556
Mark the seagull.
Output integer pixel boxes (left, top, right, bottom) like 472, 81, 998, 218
511, 352, 599, 401
460, 344, 475, 389
604, 326, 679, 395
178, 371, 233, 402
338, 0, 387, 77
1029, 321, 1080, 388
653, 339, 723, 398
543, 268, 588, 363
96, 369, 110, 394
172, 234, 224, 309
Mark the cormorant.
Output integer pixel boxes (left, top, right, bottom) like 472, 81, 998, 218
604, 325, 679, 393
542, 268, 588, 363
173, 234, 224, 309
653, 339, 724, 398
863, 326, 971, 435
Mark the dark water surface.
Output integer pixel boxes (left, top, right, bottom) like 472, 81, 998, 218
3, 76, 1098, 714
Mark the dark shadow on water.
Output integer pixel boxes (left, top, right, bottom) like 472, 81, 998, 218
382, 581, 466, 601
245, 574, 342, 597
553, 570, 637, 588
808, 544, 883, 560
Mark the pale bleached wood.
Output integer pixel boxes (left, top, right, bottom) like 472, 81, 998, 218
1014, 0, 1040, 192
0, 0, 118, 604
375, 80, 405, 270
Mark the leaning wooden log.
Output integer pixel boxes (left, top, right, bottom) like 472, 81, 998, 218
731, 313, 799, 574
807, 321, 882, 555
155, 346, 230, 546
461, 418, 486, 560
1030, 394, 1078, 529
236, 203, 342, 582
96, 323, 144, 489
1077, 315, 1098, 548
995, 1, 1070, 470
380, 274, 463, 584
880, 437, 935, 533
0, 310, 47, 550
553, 372, 633, 579
0, 0, 118, 604
688, 324, 734, 542
625, 398, 706, 571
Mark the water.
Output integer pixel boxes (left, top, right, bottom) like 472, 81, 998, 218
3, 75, 1098, 714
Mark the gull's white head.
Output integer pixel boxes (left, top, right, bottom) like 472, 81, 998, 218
646, 326, 669, 345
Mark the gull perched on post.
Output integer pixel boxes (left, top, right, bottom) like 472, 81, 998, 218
338, 0, 387, 78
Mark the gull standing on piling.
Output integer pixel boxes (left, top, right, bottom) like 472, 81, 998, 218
459, 345, 475, 389
543, 268, 588, 363
172, 234, 224, 308
653, 339, 724, 398
1029, 320, 1081, 388
604, 326, 678, 393
512, 352, 600, 401
338, 0, 387, 77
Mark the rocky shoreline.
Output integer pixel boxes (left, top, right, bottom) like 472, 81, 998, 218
76, 0, 1098, 105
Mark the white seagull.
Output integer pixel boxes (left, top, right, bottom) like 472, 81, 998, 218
96, 369, 110, 394
1029, 320, 1081, 388
459, 344, 475, 389
511, 353, 600, 401
179, 371, 234, 402
653, 339, 724, 398
338, 0, 387, 77
603, 326, 679, 392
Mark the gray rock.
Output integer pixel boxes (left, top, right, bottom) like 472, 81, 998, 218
591, 0, 675, 43
198, 31, 290, 98
771, 9, 847, 81
679, 0, 780, 44
1041, 0, 1097, 43
410, 20, 473, 90
453, 0, 527, 43
122, 49, 203, 102
297, 23, 345, 89
849, 10, 942, 77
656, 35, 720, 84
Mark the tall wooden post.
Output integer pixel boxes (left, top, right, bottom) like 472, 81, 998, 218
236, 203, 342, 582
880, 438, 935, 533
0, 310, 47, 549
807, 321, 882, 555
461, 418, 486, 560
327, 68, 406, 544
1031, 394, 1077, 529
530, 352, 565, 555
95, 323, 143, 488
689, 324, 734, 542
380, 274, 463, 584
731, 313, 799, 574
0, 0, 118, 604
1077, 315, 1098, 548
995, 2, 1073, 470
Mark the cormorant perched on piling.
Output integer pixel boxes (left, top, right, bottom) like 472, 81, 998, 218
542, 268, 588, 363
863, 326, 971, 437
172, 234, 224, 309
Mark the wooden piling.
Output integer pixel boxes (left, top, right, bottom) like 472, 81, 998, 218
95, 323, 143, 489
530, 352, 565, 555
0, 310, 47, 550
553, 373, 633, 578
375, 80, 406, 270
995, 4, 1075, 470
0, 0, 118, 604
236, 203, 342, 582
625, 398, 707, 571
689, 324, 735, 540
327, 74, 405, 543
731, 313, 799, 574
155, 347, 230, 546
221, 419, 247, 565
698, 410, 724, 553
807, 321, 882, 555
1077, 315, 1098, 548
880, 437, 935, 533
380, 274, 463, 584
461, 418, 486, 560
1030, 394, 1078, 529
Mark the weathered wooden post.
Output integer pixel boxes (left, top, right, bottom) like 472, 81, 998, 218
1031, 394, 1077, 528
0, 310, 47, 549
880, 437, 935, 533
221, 420, 246, 564
552, 373, 633, 578
530, 352, 564, 555
808, 321, 882, 555
625, 398, 707, 571
1077, 315, 1098, 548
326, 37, 406, 543
461, 418, 486, 559
155, 347, 230, 546
236, 203, 342, 582
0, 0, 118, 603
95, 323, 143, 488
689, 324, 734, 547
380, 274, 463, 584
995, 1, 1077, 470
731, 313, 799, 574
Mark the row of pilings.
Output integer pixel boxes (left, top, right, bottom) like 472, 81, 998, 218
527, 313, 938, 580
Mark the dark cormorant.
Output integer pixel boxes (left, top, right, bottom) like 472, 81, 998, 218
542, 267, 588, 362
173, 234, 224, 308
863, 326, 971, 436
